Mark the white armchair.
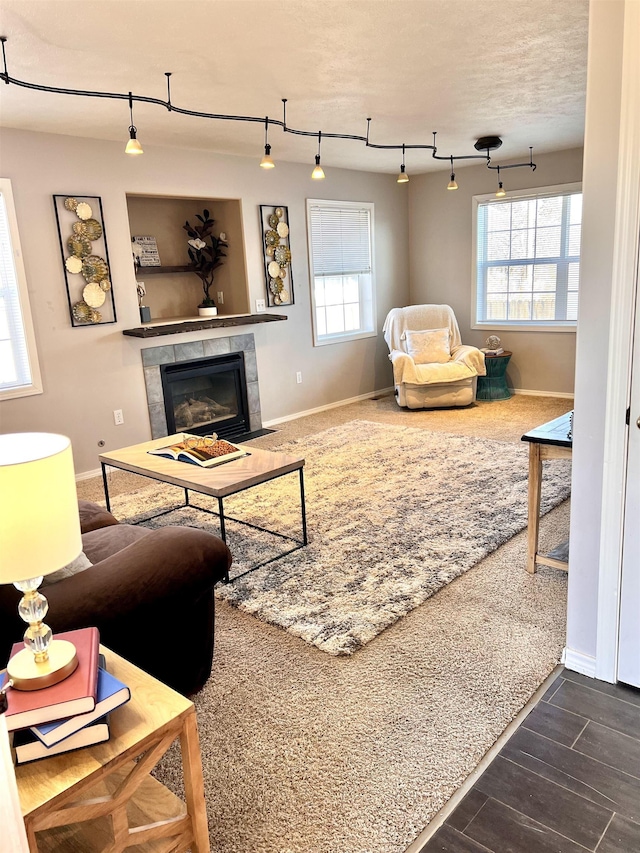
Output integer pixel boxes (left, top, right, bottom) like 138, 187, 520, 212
383, 304, 486, 409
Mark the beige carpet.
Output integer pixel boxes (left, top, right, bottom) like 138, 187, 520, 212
78, 394, 571, 853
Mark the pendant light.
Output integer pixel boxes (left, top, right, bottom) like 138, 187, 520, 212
495, 165, 506, 197
447, 156, 457, 190
311, 131, 325, 180
260, 117, 275, 169
397, 144, 409, 183
0, 39, 540, 187
124, 92, 143, 155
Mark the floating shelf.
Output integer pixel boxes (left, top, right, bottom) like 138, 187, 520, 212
122, 313, 287, 338
135, 265, 195, 276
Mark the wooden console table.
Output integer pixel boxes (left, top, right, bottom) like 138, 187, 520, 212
16, 647, 210, 852
521, 411, 572, 574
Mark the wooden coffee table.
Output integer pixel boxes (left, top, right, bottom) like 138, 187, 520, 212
99, 435, 307, 581
16, 646, 209, 852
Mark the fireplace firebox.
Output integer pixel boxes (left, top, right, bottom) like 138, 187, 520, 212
160, 353, 250, 439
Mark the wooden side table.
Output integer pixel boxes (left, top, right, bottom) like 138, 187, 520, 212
476, 351, 513, 401
16, 647, 210, 853
521, 411, 572, 574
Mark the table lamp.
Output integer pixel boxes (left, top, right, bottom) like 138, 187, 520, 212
0, 433, 82, 691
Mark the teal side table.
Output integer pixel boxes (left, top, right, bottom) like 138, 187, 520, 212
477, 351, 513, 401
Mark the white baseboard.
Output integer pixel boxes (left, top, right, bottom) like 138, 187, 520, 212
262, 387, 395, 428
512, 388, 575, 399
76, 467, 103, 482
562, 647, 597, 678
76, 388, 396, 481
77, 385, 571, 481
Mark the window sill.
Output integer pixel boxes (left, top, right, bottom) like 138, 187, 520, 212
472, 323, 577, 334
313, 329, 377, 347
0, 382, 44, 402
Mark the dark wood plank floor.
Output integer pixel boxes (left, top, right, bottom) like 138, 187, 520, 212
420, 669, 640, 853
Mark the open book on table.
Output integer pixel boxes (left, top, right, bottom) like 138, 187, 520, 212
148, 434, 247, 467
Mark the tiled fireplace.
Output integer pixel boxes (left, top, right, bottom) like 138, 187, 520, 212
141, 334, 262, 439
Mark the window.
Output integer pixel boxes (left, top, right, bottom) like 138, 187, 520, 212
306, 199, 375, 345
0, 178, 42, 400
473, 183, 582, 330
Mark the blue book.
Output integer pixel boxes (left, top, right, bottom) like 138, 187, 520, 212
30, 667, 130, 747
13, 717, 110, 765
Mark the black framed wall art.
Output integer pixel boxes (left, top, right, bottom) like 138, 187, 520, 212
259, 204, 294, 306
53, 194, 117, 326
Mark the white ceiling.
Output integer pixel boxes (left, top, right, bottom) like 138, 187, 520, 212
0, 0, 589, 175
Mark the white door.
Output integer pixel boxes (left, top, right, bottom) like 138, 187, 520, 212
618, 240, 640, 688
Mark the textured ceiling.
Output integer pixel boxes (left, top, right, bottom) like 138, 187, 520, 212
0, 0, 589, 174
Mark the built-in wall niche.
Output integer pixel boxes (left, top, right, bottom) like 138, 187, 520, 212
125, 195, 250, 322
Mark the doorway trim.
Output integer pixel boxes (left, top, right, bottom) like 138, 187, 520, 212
595, 0, 640, 683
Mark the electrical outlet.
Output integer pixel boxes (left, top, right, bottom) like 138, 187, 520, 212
217, 291, 224, 305
256, 298, 266, 313
296, 371, 302, 384
113, 409, 124, 425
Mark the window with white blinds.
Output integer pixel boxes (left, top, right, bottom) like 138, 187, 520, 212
306, 200, 376, 345
473, 183, 582, 329
0, 179, 42, 400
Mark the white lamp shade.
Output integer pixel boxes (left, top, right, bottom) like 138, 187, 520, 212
0, 433, 82, 584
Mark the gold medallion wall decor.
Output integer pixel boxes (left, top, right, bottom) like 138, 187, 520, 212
53, 195, 117, 326
259, 205, 294, 306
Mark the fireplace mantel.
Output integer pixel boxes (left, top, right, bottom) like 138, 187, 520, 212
123, 313, 287, 338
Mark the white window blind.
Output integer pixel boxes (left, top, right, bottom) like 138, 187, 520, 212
308, 205, 372, 276
474, 185, 582, 328
0, 179, 42, 399
306, 199, 376, 346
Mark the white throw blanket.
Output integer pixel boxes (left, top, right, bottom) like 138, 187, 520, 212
388, 346, 486, 385
383, 305, 486, 386
383, 304, 463, 350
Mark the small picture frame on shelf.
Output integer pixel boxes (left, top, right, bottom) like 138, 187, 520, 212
53, 195, 117, 327
132, 235, 161, 268
259, 205, 294, 307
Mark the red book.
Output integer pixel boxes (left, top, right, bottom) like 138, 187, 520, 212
1, 627, 100, 732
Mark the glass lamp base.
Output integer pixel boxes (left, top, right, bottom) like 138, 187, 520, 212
7, 639, 78, 691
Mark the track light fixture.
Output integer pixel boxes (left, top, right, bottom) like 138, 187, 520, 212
260, 117, 275, 169
488, 146, 536, 194
397, 144, 409, 183
447, 156, 458, 190
0, 39, 538, 189
311, 131, 325, 180
124, 92, 143, 155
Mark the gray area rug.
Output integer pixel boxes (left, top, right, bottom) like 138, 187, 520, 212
119, 419, 571, 655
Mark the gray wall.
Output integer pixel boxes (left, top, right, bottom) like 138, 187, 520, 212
408, 148, 584, 395
0, 128, 409, 475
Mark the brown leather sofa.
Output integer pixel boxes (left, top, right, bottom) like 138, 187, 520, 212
0, 500, 232, 696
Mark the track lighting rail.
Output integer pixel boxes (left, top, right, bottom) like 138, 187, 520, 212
0, 36, 537, 184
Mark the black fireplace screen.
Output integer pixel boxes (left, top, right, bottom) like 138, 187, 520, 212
160, 353, 250, 439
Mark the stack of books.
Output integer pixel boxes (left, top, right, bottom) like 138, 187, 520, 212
0, 628, 130, 765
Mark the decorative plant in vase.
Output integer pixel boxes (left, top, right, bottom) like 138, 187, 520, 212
183, 209, 228, 316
